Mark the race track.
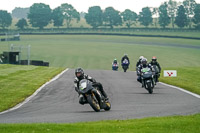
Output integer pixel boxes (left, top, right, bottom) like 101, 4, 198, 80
0, 69, 199, 123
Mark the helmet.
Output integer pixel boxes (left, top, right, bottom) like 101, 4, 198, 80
139, 56, 144, 60
75, 67, 84, 79
152, 56, 157, 62
141, 58, 147, 67
124, 53, 128, 57
114, 58, 117, 63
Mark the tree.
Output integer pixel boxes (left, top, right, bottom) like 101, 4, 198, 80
52, 7, 64, 28
103, 7, 122, 28
85, 6, 103, 28
175, 5, 188, 28
60, 3, 80, 28
183, 0, 197, 28
138, 7, 153, 27
152, 7, 159, 28
15, 18, 28, 30
193, 4, 200, 29
158, 2, 170, 28
167, 0, 178, 28
0, 10, 12, 29
121, 9, 138, 28
28, 3, 52, 29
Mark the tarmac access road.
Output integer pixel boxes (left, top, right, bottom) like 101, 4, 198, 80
0, 69, 199, 123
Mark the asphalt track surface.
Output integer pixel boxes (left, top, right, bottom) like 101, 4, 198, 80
0, 69, 200, 123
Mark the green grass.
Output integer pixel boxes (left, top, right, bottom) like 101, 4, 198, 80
0, 35, 199, 132
0, 113, 199, 133
0, 35, 199, 96
160, 67, 200, 95
0, 64, 64, 112
1, 35, 200, 70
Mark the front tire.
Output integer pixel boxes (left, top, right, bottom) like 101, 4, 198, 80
147, 82, 153, 94
123, 66, 127, 72
87, 94, 100, 112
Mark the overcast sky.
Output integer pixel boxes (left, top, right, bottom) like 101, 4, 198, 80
1, 0, 200, 13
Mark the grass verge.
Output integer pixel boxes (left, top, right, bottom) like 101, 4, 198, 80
0, 64, 64, 112
160, 67, 200, 95
0, 113, 199, 133
1, 35, 200, 70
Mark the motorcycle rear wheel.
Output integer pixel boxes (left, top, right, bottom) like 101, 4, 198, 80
104, 101, 111, 111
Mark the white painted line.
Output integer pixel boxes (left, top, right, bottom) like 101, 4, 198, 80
132, 71, 199, 99
0, 68, 69, 115
159, 82, 200, 99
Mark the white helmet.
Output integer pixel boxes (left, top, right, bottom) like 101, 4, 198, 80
139, 56, 144, 60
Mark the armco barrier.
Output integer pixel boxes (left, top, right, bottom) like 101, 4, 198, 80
18, 32, 200, 40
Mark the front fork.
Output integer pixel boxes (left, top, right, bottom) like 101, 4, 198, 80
142, 78, 154, 88
142, 78, 145, 88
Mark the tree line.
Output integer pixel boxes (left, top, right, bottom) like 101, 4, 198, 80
0, 0, 200, 30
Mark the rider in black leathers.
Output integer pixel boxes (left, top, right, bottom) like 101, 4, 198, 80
148, 56, 161, 73
74, 68, 108, 105
136, 56, 144, 68
121, 54, 130, 65
148, 56, 161, 82
137, 58, 153, 85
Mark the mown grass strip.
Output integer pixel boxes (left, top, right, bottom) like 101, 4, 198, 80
1, 35, 200, 69
0, 113, 199, 133
160, 67, 200, 95
0, 64, 64, 112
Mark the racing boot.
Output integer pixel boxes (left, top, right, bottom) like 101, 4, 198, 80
79, 94, 86, 105
101, 90, 109, 102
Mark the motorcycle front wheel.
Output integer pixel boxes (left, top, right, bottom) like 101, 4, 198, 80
147, 82, 153, 94
87, 94, 101, 112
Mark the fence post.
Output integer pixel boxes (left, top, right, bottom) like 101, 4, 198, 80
28, 45, 31, 65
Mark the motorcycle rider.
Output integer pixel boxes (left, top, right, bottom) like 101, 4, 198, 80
136, 56, 144, 68
112, 58, 118, 70
148, 56, 161, 82
121, 54, 130, 67
137, 58, 154, 86
74, 67, 109, 105
113, 58, 118, 64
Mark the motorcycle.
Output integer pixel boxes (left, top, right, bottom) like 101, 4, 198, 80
122, 59, 129, 72
152, 65, 160, 84
79, 79, 111, 112
141, 68, 155, 94
112, 63, 118, 71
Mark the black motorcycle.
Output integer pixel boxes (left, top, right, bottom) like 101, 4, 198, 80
79, 79, 111, 112
141, 68, 155, 94
152, 65, 160, 84
122, 59, 129, 72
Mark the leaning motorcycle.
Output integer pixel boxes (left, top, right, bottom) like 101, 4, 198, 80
122, 59, 129, 72
141, 68, 155, 94
79, 79, 111, 112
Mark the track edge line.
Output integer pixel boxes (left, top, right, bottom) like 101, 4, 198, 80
159, 82, 200, 99
0, 68, 69, 115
